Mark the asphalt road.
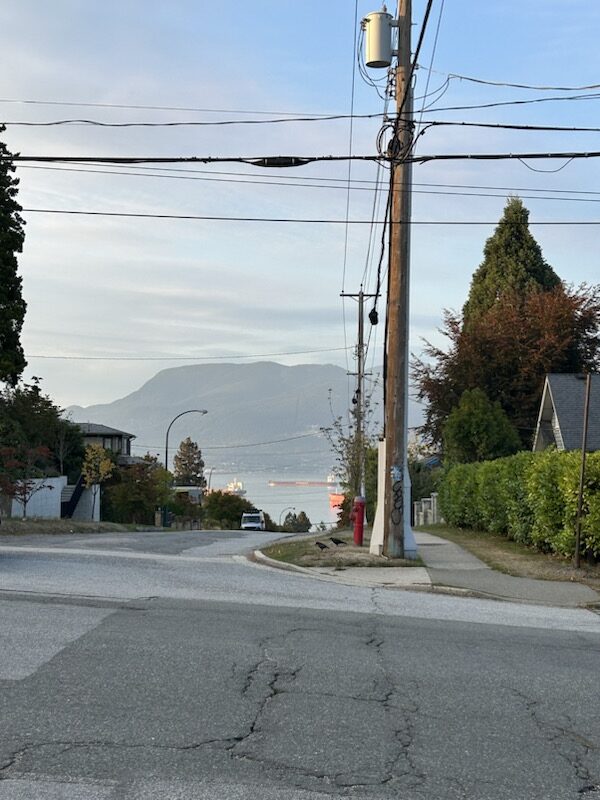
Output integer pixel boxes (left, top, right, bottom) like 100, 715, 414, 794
1, 529, 600, 799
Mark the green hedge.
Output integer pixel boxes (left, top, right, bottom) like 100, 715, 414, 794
439, 449, 600, 558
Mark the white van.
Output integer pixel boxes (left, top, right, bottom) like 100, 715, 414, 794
241, 510, 266, 531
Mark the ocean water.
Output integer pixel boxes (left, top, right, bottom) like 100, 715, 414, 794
208, 469, 341, 530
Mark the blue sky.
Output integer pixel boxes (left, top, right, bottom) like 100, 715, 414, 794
2, 0, 600, 409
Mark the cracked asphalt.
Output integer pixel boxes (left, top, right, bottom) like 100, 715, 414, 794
1, 529, 600, 799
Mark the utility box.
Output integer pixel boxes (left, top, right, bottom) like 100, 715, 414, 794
364, 10, 393, 68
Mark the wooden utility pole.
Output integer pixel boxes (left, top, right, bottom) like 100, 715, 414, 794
341, 287, 377, 498
383, 0, 412, 558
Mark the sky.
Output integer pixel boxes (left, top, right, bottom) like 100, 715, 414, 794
2, 0, 600, 410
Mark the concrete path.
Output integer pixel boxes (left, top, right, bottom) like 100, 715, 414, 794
415, 531, 600, 607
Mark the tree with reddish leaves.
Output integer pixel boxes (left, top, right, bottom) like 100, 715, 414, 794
0, 445, 53, 518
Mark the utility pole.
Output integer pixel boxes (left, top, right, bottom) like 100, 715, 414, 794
383, 0, 413, 558
362, 3, 417, 558
574, 373, 592, 569
341, 287, 377, 498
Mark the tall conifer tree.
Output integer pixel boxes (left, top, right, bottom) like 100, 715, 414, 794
462, 197, 560, 323
0, 126, 27, 386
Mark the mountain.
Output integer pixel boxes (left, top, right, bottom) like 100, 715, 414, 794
67, 361, 421, 472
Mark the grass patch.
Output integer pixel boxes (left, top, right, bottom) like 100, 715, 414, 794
420, 523, 600, 591
0, 519, 147, 536
262, 530, 423, 569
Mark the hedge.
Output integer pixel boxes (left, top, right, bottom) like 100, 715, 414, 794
438, 449, 600, 558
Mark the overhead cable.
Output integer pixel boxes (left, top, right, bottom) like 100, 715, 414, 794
0, 112, 385, 128
28, 345, 353, 361
21, 208, 600, 225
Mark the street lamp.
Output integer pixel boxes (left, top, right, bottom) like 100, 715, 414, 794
279, 506, 295, 526
164, 409, 208, 472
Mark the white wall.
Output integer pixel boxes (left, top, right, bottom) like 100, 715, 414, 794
10, 477, 67, 519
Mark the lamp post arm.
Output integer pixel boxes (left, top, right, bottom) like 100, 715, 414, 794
164, 409, 208, 472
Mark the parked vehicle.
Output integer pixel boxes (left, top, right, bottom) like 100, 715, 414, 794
241, 510, 266, 531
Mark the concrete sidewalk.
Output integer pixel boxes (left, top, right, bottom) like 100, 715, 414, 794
254, 530, 600, 608
415, 530, 600, 607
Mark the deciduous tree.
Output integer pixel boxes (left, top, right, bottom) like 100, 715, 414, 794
0, 445, 52, 518
104, 454, 172, 525
82, 444, 115, 519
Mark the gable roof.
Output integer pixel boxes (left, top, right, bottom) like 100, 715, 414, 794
533, 373, 600, 452
77, 422, 135, 439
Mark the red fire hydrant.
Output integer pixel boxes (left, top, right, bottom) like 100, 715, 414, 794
352, 496, 366, 547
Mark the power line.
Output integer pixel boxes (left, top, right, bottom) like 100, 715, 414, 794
1, 112, 385, 128
20, 208, 394, 222
418, 91, 600, 114
131, 432, 325, 451
418, 67, 600, 93
21, 207, 600, 224
18, 163, 600, 199
341, 0, 360, 386
203, 433, 324, 450
0, 97, 343, 116
7, 154, 380, 166
421, 119, 600, 134
9, 148, 600, 167
27, 345, 353, 361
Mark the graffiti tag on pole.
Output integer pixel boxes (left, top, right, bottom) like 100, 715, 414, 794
390, 465, 403, 525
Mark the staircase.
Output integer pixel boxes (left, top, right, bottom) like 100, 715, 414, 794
61, 474, 85, 519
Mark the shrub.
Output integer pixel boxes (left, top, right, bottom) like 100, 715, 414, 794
440, 448, 600, 558
438, 463, 478, 528
525, 449, 567, 552
560, 450, 600, 558
502, 452, 535, 544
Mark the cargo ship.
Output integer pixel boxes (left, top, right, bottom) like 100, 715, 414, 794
267, 473, 338, 488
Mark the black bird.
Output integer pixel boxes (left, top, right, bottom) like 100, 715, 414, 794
330, 537, 347, 547
315, 541, 329, 550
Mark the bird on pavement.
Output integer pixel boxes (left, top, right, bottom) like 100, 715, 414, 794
329, 537, 347, 546
315, 541, 329, 550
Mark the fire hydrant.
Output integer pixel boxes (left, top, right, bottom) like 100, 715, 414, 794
352, 496, 366, 547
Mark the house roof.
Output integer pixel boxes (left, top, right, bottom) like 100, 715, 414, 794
534, 373, 600, 452
78, 423, 136, 439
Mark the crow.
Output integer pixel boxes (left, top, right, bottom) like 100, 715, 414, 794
315, 541, 329, 550
329, 537, 347, 546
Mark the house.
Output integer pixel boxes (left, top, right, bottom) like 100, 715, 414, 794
532, 373, 600, 452
77, 423, 138, 465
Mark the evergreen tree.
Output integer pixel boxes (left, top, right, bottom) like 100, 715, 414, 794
0, 126, 27, 386
462, 197, 560, 323
412, 198, 600, 448
173, 437, 206, 486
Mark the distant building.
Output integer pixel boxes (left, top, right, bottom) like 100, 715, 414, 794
532, 374, 600, 452
78, 423, 138, 465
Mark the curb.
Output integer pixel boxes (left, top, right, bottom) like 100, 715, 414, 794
251, 549, 434, 591
250, 550, 600, 607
